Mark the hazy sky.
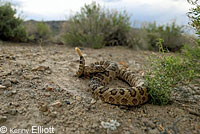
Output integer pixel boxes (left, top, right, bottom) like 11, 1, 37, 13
11, 0, 191, 26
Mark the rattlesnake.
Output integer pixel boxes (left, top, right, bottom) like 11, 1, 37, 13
75, 47, 149, 106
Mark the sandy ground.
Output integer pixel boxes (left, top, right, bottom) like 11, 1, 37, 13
0, 43, 199, 134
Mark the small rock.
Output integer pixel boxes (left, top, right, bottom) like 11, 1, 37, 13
90, 99, 96, 104
142, 118, 156, 129
194, 86, 199, 90
38, 86, 44, 90
18, 107, 25, 114
43, 117, 51, 124
9, 109, 18, 115
3, 80, 12, 87
193, 130, 198, 134
11, 90, 17, 94
92, 123, 98, 128
32, 66, 49, 71
50, 112, 57, 118
45, 84, 54, 91
46, 70, 51, 74
194, 95, 200, 100
40, 104, 48, 112
23, 75, 31, 80
44, 92, 51, 97
82, 122, 89, 128
4, 91, 13, 97
148, 128, 160, 134
0, 115, 7, 123
12, 102, 20, 107
43, 112, 49, 116
30, 93, 35, 98
65, 101, 70, 105
0, 85, 6, 89
10, 79, 18, 84
75, 96, 81, 101
46, 86, 54, 91
50, 100, 62, 108
33, 76, 40, 79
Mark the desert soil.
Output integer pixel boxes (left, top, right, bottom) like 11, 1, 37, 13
0, 42, 199, 134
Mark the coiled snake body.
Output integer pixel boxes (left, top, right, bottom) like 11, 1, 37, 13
75, 47, 149, 106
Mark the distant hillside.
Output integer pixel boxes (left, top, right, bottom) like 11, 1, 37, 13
24, 20, 67, 34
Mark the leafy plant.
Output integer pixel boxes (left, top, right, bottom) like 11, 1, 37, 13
0, 1, 28, 42
145, 39, 199, 105
36, 22, 52, 42
187, 0, 200, 36
25, 21, 52, 43
145, 0, 200, 105
144, 22, 185, 51
62, 2, 131, 48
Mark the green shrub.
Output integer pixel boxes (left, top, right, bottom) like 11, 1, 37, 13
145, 0, 200, 105
187, 0, 200, 36
0, 1, 28, 42
25, 21, 52, 43
35, 22, 52, 42
145, 39, 199, 105
127, 28, 150, 50
62, 2, 131, 48
144, 22, 185, 51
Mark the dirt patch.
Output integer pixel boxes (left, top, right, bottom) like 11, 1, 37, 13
0, 43, 199, 134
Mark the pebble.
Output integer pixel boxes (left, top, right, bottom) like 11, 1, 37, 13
45, 84, 54, 91
50, 100, 62, 108
90, 99, 96, 104
23, 75, 31, 80
43, 117, 51, 124
3, 80, 12, 87
46, 86, 54, 91
4, 91, 13, 96
75, 96, 82, 101
92, 123, 98, 128
30, 93, 35, 98
40, 104, 48, 112
148, 128, 160, 134
193, 86, 199, 90
43, 112, 49, 116
0, 85, 6, 89
50, 112, 57, 118
46, 70, 51, 74
10, 78, 18, 84
142, 118, 156, 129
11, 90, 17, 94
194, 95, 200, 100
44, 92, 51, 97
65, 101, 71, 105
0, 115, 7, 123
9, 109, 18, 115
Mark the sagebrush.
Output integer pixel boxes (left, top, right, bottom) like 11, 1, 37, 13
62, 2, 131, 48
145, 38, 200, 105
24, 21, 52, 43
144, 22, 185, 51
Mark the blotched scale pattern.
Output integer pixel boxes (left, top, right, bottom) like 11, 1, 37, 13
75, 47, 149, 106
